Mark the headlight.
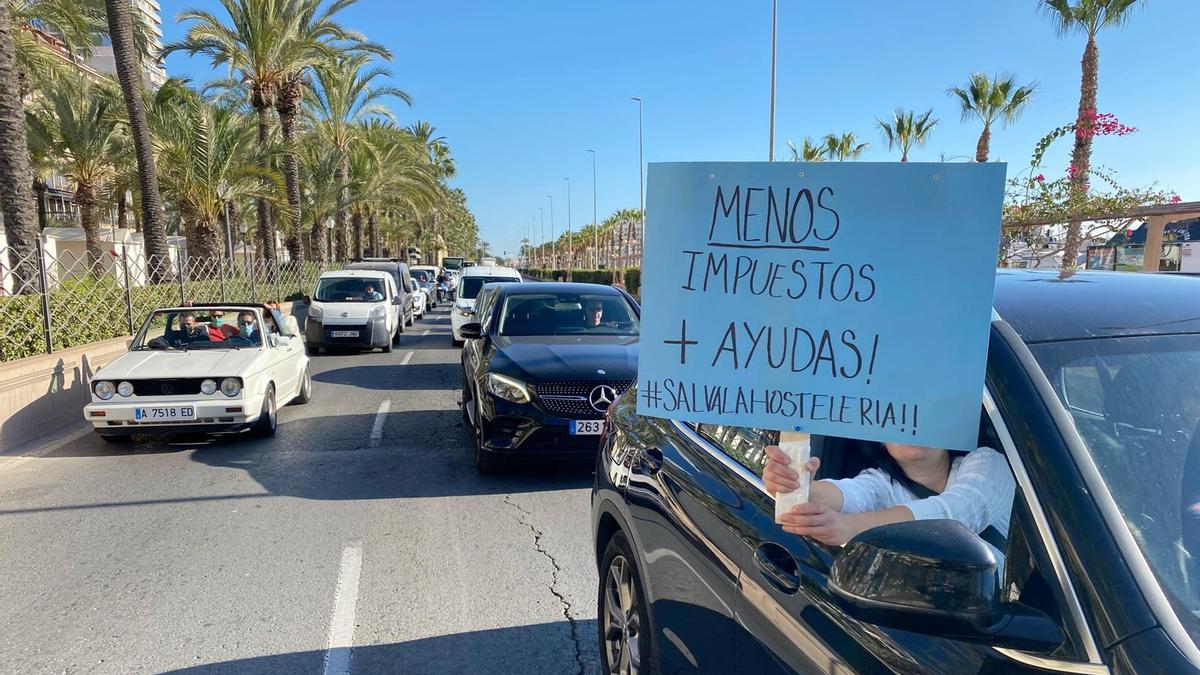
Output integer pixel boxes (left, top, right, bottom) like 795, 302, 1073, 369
116, 381, 134, 397
201, 379, 218, 395
220, 377, 242, 397
369, 304, 386, 319
457, 306, 474, 317
308, 304, 323, 321
486, 373, 530, 404
94, 380, 115, 400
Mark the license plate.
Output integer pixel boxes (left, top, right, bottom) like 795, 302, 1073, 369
331, 330, 359, 338
135, 406, 195, 421
570, 420, 605, 435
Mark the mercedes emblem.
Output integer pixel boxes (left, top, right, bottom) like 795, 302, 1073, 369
588, 385, 617, 412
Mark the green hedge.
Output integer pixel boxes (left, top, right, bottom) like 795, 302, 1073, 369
519, 267, 641, 297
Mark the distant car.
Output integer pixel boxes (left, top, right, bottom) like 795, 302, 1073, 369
410, 268, 437, 312
84, 304, 310, 442
305, 270, 404, 354
451, 265, 523, 346
460, 282, 640, 473
345, 258, 415, 329
591, 270, 1200, 674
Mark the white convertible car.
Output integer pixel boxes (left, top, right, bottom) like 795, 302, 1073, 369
84, 304, 311, 442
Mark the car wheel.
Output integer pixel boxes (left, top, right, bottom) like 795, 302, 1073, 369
397, 314, 406, 334
382, 337, 393, 353
460, 377, 473, 427
600, 531, 654, 675
472, 402, 501, 474
99, 433, 132, 444
293, 368, 312, 404
252, 386, 277, 438
306, 344, 319, 356
405, 311, 414, 327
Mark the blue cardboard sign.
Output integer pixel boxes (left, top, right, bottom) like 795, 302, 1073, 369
636, 162, 1005, 451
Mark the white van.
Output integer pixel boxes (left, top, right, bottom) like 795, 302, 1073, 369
451, 265, 523, 345
305, 270, 403, 354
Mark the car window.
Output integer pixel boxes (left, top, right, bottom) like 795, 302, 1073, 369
460, 276, 519, 299
498, 292, 639, 337
315, 277, 387, 302
477, 289, 498, 330
132, 309, 262, 350
693, 423, 778, 475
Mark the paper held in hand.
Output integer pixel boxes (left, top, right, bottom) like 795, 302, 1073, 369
774, 431, 810, 524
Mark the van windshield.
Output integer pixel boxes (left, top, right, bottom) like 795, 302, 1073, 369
1031, 334, 1200, 643
315, 277, 386, 302
460, 276, 518, 299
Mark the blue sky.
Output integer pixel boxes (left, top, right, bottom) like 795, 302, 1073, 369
159, 0, 1199, 257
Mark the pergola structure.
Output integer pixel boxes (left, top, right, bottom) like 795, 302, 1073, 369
1004, 200, 1200, 272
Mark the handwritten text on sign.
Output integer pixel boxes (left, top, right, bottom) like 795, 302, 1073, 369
636, 162, 1005, 450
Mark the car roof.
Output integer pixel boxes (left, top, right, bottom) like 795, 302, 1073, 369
156, 304, 270, 313
993, 269, 1200, 343
492, 282, 623, 296
461, 265, 521, 277
319, 269, 391, 280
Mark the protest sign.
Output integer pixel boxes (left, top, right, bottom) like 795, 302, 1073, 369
637, 162, 1005, 451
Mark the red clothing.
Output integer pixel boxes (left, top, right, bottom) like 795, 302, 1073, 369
207, 324, 240, 341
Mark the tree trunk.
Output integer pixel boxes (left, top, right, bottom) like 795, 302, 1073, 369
368, 210, 379, 256
0, 5, 42, 293
335, 154, 349, 257
975, 123, 991, 163
335, 226, 346, 261
104, 0, 170, 281
33, 178, 47, 230
311, 215, 328, 262
276, 72, 304, 262
76, 182, 104, 268
1060, 35, 1099, 276
189, 216, 222, 263
351, 210, 364, 259
116, 192, 128, 230
254, 102, 277, 265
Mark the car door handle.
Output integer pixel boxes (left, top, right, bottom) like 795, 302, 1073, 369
635, 447, 663, 474
754, 543, 800, 595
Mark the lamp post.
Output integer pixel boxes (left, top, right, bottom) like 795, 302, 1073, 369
218, 180, 234, 262
563, 177, 572, 280
324, 217, 334, 263
631, 96, 644, 264
587, 149, 598, 269
538, 206, 545, 268
238, 220, 250, 277
547, 194, 556, 270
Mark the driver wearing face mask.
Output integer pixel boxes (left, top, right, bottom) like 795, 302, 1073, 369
237, 311, 262, 346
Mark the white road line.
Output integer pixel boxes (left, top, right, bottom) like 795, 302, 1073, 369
369, 400, 390, 447
420, 329, 430, 336
398, 350, 414, 366
322, 542, 364, 675
0, 426, 93, 472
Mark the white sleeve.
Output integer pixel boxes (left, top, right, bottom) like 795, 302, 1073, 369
904, 447, 1015, 533
824, 469, 894, 514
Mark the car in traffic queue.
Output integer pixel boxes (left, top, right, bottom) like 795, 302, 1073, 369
84, 304, 310, 442
304, 269, 404, 354
591, 269, 1200, 674
409, 268, 437, 314
460, 282, 640, 473
450, 265, 523, 346
345, 258, 416, 330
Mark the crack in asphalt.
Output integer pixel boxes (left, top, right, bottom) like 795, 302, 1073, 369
504, 495, 586, 675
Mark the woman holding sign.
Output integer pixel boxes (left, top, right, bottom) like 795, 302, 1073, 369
761, 439, 1014, 549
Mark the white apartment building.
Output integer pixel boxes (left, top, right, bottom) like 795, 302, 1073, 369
85, 0, 168, 88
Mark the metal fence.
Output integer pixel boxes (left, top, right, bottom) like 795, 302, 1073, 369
0, 243, 350, 363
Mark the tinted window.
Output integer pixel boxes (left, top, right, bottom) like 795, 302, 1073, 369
315, 277, 387, 302
460, 276, 519, 299
346, 263, 402, 291
694, 424, 778, 475
498, 292, 639, 337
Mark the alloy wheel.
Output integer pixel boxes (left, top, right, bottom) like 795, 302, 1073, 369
603, 555, 642, 675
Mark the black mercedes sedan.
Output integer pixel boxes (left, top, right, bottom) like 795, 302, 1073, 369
592, 269, 1200, 674
460, 282, 640, 473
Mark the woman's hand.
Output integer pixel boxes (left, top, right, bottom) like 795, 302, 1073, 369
778, 502, 856, 546
762, 445, 819, 496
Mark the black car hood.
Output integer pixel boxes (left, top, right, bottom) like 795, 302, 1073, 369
491, 335, 639, 382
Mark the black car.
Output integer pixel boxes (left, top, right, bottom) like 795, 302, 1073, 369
345, 258, 416, 328
460, 282, 640, 473
592, 269, 1200, 674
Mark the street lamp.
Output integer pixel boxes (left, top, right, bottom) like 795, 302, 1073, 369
324, 217, 334, 263
631, 96, 644, 263
563, 177, 572, 281
538, 206, 545, 268
587, 149, 598, 269
238, 220, 250, 276
218, 180, 233, 262
547, 194, 556, 270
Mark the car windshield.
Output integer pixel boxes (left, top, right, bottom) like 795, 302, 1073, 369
1031, 334, 1200, 642
498, 292, 639, 337
460, 276, 518, 299
132, 308, 264, 350
315, 277, 386, 302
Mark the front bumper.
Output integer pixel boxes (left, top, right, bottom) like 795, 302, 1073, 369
305, 317, 389, 349
84, 394, 265, 435
477, 396, 604, 458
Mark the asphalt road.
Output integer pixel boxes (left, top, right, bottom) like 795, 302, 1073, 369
0, 306, 601, 675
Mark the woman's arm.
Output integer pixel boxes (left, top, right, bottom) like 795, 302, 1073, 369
778, 503, 914, 546
902, 447, 1014, 533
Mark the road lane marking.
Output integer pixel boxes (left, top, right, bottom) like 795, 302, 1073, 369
0, 426, 93, 472
421, 329, 430, 336
399, 350, 414, 366
323, 542, 364, 675
369, 400, 391, 447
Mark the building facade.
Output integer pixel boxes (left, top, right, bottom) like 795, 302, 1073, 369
85, 0, 168, 88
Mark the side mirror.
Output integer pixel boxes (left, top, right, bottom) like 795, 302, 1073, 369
392, 295, 403, 305
459, 322, 483, 340
830, 520, 1063, 652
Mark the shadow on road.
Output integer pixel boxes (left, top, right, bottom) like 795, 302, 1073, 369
162, 620, 597, 675
313, 363, 459, 391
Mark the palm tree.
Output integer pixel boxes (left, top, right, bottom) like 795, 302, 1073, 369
786, 137, 825, 162
26, 74, 124, 264
876, 108, 938, 162
0, 2, 40, 290
1040, 0, 1142, 270
104, 0, 169, 278
948, 73, 1037, 162
297, 132, 341, 260
821, 132, 870, 161
307, 53, 408, 258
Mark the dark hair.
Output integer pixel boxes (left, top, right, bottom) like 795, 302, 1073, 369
856, 439, 968, 496
180, 311, 196, 321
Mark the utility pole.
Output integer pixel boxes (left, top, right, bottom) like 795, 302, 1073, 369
539, 206, 545, 268
631, 96, 644, 269
563, 177, 572, 281
587, 149, 598, 269
547, 195, 556, 270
